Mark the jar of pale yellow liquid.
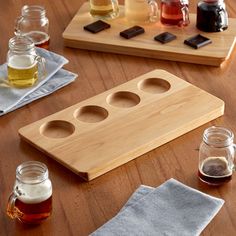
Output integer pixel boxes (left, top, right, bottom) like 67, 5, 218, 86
7, 35, 46, 88
125, 0, 158, 23
89, 0, 119, 19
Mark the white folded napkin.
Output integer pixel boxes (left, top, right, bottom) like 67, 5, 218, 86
91, 179, 224, 236
0, 48, 77, 115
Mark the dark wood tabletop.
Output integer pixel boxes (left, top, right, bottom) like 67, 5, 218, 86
1, 0, 236, 235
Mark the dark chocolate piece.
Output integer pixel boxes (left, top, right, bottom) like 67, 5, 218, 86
120, 26, 145, 39
184, 34, 212, 49
154, 32, 177, 44
84, 20, 110, 33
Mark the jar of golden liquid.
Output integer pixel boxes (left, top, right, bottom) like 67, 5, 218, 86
89, 0, 119, 19
7, 35, 46, 88
15, 5, 50, 49
7, 161, 52, 224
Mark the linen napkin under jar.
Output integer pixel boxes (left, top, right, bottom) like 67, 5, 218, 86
0, 47, 77, 116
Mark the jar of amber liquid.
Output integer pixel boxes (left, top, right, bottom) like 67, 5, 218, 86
198, 126, 235, 185
15, 5, 50, 49
7, 161, 52, 224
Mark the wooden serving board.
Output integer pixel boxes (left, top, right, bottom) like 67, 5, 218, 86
19, 70, 224, 181
62, 3, 236, 66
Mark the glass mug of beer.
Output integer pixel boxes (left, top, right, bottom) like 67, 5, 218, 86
89, 0, 119, 19
15, 5, 50, 49
160, 0, 190, 26
7, 35, 46, 88
125, 0, 158, 23
7, 161, 52, 224
198, 126, 235, 185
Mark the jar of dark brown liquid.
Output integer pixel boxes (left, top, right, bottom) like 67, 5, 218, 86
196, 0, 228, 32
15, 5, 50, 49
6, 161, 52, 224
198, 126, 235, 185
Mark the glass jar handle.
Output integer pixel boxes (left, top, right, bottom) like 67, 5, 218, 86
216, 8, 228, 28
35, 56, 46, 80
6, 192, 23, 219
180, 5, 190, 26
148, 0, 158, 22
233, 144, 236, 171
14, 16, 23, 35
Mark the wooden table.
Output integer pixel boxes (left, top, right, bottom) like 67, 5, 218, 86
1, 0, 236, 235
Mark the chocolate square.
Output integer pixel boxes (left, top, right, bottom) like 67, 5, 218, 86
184, 34, 212, 49
84, 20, 111, 33
154, 32, 177, 44
120, 26, 145, 39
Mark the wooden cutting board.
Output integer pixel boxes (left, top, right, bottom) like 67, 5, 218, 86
19, 70, 224, 181
62, 3, 236, 66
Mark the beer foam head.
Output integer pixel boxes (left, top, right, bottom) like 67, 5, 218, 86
8, 55, 36, 69
17, 179, 52, 204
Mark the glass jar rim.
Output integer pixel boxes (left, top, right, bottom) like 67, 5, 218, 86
9, 35, 35, 51
16, 161, 49, 184
21, 5, 46, 18
203, 126, 234, 147
202, 0, 224, 3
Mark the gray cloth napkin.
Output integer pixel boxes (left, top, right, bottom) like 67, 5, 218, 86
0, 48, 77, 115
91, 179, 224, 236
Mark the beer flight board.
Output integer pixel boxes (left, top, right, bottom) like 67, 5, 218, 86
62, 3, 236, 66
19, 70, 224, 181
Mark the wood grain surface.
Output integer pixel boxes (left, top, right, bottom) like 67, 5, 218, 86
19, 70, 224, 181
1, 0, 236, 235
63, 3, 236, 66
